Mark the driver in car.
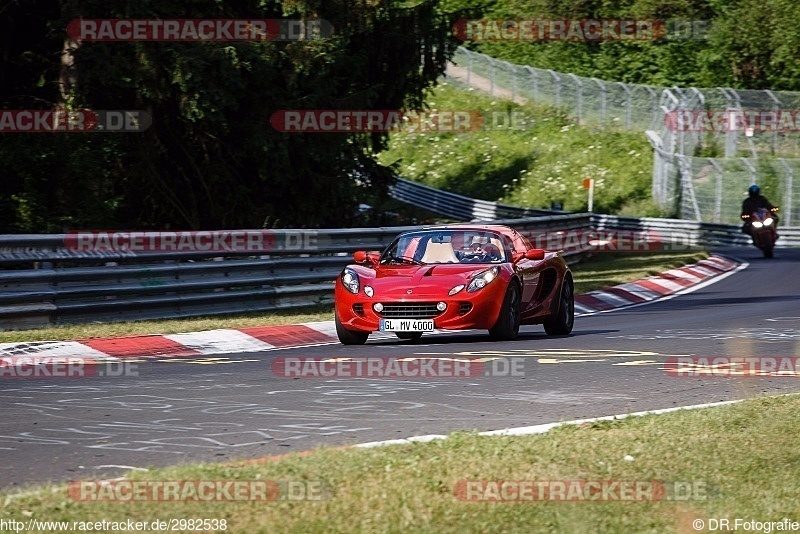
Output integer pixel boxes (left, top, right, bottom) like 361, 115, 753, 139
459, 236, 501, 262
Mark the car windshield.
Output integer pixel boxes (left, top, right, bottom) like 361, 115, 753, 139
380, 230, 509, 265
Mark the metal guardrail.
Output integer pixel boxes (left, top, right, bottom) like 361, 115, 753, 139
389, 177, 559, 221
0, 216, 587, 329
0, 213, 796, 330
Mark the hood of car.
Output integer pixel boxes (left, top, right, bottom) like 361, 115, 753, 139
373, 263, 489, 280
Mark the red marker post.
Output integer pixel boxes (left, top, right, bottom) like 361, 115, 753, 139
583, 177, 594, 212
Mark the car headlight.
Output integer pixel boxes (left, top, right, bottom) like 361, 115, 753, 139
752, 221, 763, 228
467, 266, 500, 293
341, 268, 360, 294
764, 218, 773, 226
448, 284, 465, 296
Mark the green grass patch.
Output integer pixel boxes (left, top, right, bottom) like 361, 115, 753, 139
4, 394, 799, 533
379, 82, 663, 216
0, 252, 708, 342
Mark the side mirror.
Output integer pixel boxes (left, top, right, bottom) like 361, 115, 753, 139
354, 251, 380, 265
525, 249, 546, 261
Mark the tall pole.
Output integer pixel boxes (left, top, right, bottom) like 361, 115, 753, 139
583, 177, 594, 212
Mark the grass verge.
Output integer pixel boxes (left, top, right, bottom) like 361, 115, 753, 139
3, 393, 798, 533
0, 251, 709, 343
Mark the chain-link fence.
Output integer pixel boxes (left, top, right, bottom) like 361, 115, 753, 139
447, 47, 800, 226
450, 47, 663, 130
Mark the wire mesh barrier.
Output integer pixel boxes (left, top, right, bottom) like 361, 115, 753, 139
447, 47, 800, 226
449, 47, 662, 129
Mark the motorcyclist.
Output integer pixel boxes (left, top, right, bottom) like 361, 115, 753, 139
741, 185, 779, 238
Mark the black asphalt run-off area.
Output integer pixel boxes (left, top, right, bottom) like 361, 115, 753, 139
2, 247, 799, 490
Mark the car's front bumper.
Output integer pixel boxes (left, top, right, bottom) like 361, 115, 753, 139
335, 281, 507, 333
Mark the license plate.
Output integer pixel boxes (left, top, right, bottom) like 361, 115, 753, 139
379, 318, 435, 332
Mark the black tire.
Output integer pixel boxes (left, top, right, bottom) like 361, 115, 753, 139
335, 312, 368, 345
395, 332, 423, 342
489, 283, 521, 341
763, 244, 774, 258
544, 275, 574, 336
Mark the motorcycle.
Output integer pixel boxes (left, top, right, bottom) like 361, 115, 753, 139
748, 207, 778, 258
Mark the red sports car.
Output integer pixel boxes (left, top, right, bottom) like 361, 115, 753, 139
334, 224, 574, 344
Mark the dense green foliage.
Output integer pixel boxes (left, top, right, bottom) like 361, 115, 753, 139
0, 0, 460, 231
444, 0, 800, 90
4, 0, 799, 232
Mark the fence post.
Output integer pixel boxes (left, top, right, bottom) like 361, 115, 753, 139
466, 48, 472, 87
507, 61, 516, 102
592, 78, 606, 125
678, 155, 702, 221
547, 70, 560, 107
709, 158, 723, 223
488, 56, 495, 96
621, 83, 632, 128
568, 73, 582, 123
765, 90, 781, 155
644, 86, 658, 128
778, 158, 793, 226
525, 66, 538, 103
719, 87, 741, 157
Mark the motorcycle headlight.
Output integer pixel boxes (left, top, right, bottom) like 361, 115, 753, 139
752, 221, 763, 228
341, 268, 360, 294
467, 266, 500, 293
764, 218, 773, 226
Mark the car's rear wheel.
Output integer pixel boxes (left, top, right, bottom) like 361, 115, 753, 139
489, 283, 521, 341
395, 332, 423, 342
335, 312, 368, 345
544, 275, 574, 336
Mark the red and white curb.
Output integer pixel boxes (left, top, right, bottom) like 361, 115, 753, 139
574, 254, 744, 316
0, 255, 742, 361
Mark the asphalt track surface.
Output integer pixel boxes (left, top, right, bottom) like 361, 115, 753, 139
2, 247, 799, 490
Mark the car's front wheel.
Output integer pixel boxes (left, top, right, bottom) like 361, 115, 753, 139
489, 283, 521, 341
544, 275, 574, 335
335, 312, 369, 345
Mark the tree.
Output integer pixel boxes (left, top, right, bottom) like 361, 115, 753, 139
0, 0, 461, 231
